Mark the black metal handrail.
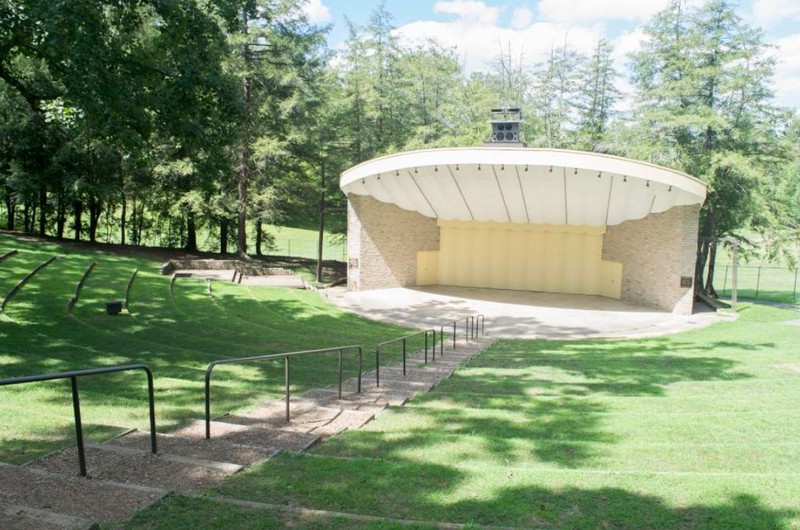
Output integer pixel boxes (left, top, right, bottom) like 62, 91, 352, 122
438, 314, 485, 355
375, 329, 435, 387
204, 345, 363, 439
0, 364, 157, 477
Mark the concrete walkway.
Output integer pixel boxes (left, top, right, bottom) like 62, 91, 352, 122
325, 285, 726, 340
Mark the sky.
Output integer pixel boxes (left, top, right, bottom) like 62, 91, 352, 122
299, 0, 800, 111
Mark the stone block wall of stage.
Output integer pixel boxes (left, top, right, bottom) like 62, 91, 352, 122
346, 195, 440, 290
603, 204, 700, 315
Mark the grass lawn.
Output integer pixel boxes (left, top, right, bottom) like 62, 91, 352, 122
3, 232, 800, 529
0, 232, 413, 463
125, 304, 800, 529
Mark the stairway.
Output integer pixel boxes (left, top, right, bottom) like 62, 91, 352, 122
0, 337, 493, 529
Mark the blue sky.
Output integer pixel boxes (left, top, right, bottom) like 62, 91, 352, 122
301, 0, 800, 110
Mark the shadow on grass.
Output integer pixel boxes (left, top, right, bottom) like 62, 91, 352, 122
209, 453, 798, 530
0, 249, 420, 462
462, 336, 759, 397
316, 397, 614, 468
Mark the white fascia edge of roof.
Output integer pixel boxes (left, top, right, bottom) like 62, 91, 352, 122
340, 147, 707, 203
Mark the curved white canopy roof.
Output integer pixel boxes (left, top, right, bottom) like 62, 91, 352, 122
340, 147, 706, 227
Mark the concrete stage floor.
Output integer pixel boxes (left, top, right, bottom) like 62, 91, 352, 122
325, 285, 724, 340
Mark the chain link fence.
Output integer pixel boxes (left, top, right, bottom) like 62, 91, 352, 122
714, 264, 799, 304
270, 238, 347, 261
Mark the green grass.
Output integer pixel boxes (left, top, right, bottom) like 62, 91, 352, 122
263, 224, 346, 261
69, 213, 347, 260
124, 304, 800, 529
5, 232, 800, 529
714, 263, 799, 304
0, 232, 411, 463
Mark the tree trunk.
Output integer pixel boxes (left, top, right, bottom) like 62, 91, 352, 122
703, 202, 718, 298
4, 193, 15, 231
120, 195, 126, 245
236, 8, 251, 259
705, 240, 719, 298
185, 210, 197, 251
56, 191, 66, 238
73, 200, 83, 241
23, 200, 31, 233
255, 219, 263, 256
220, 219, 229, 255
88, 196, 102, 243
135, 202, 145, 245
694, 198, 721, 300
130, 198, 137, 245
29, 203, 36, 234
237, 148, 249, 258
38, 181, 46, 236
695, 239, 708, 297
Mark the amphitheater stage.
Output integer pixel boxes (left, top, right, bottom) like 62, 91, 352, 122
325, 285, 724, 340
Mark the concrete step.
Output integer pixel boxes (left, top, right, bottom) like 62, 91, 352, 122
303, 387, 412, 407
377, 367, 450, 383
411, 350, 472, 360
372, 379, 436, 391
0, 501, 98, 530
410, 350, 474, 361
385, 362, 455, 374
250, 392, 388, 416
355, 378, 432, 393
172, 419, 320, 453
26, 443, 234, 493
300, 391, 389, 414
109, 431, 276, 467
224, 406, 376, 438
0, 462, 165, 525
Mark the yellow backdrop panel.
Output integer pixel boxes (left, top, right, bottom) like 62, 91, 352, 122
417, 220, 622, 298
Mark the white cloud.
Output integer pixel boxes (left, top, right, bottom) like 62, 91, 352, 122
770, 33, 800, 109
537, 0, 670, 23
754, 0, 800, 29
301, 0, 332, 24
609, 28, 648, 111
395, 2, 602, 73
433, 0, 501, 25
612, 27, 647, 69
511, 6, 535, 29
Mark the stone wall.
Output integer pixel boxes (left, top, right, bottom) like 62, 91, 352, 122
603, 205, 700, 314
347, 195, 440, 290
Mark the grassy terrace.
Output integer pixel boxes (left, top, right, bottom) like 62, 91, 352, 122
0, 233, 410, 463
127, 305, 800, 529
3, 232, 800, 529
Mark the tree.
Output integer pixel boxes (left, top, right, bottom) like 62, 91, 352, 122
530, 38, 584, 148
215, 0, 327, 257
574, 39, 620, 151
630, 0, 790, 298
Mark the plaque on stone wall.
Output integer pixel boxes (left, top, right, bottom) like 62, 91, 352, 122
680, 276, 693, 288
349, 258, 359, 269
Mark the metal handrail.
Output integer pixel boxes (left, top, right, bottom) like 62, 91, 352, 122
0, 364, 157, 477
375, 329, 435, 387
437, 314, 485, 355
204, 345, 363, 439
